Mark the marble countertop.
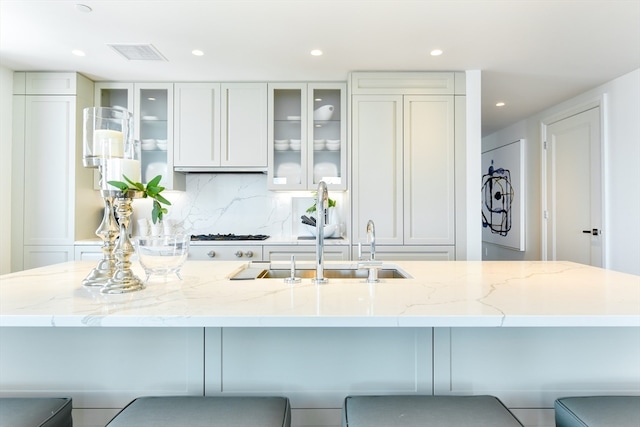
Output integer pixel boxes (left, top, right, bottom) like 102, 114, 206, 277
1, 260, 638, 328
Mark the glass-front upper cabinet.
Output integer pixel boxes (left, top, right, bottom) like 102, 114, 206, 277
308, 83, 346, 190
94, 82, 185, 190
268, 82, 346, 191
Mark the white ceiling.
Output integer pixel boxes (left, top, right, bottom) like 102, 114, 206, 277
1, 0, 639, 136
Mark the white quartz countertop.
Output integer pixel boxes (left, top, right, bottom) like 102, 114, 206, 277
1, 260, 638, 328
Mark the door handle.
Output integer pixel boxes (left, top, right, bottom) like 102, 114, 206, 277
582, 229, 599, 236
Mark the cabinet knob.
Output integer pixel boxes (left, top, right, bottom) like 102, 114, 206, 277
207, 251, 216, 258
235, 251, 244, 258
246, 250, 254, 258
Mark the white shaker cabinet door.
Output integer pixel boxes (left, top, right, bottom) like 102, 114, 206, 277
351, 95, 404, 245
23, 95, 76, 246
221, 83, 268, 168
403, 95, 455, 245
174, 83, 221, 168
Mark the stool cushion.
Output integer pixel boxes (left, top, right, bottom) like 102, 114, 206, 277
555, 396, 640, 427
106, 396, 291, 427
342, 395, 523, 427
0, 397, 72, 427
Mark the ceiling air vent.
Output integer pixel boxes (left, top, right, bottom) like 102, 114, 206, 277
107, 44, 167, 61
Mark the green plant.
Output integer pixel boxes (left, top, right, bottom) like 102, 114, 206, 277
107, 175, 171, 224
305, 193, 336, 214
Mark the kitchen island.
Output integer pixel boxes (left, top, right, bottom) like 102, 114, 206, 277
1, 261, 639, 427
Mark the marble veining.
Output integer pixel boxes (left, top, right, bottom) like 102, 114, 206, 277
1, 261, 638, 328
130, 173, 346, 238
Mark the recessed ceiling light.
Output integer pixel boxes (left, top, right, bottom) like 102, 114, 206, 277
430, 49, 443, 56
192, 49, 204, 56
310, 49, 323, 56
496, 102, 506, 107
72, 49, 86, 57
75, 4, 92, 13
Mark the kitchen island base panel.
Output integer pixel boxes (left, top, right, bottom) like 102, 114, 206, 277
1, 326, 639, 427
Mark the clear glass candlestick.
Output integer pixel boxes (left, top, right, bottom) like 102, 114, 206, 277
102, 190, 145, 294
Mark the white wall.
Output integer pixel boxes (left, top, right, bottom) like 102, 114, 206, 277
482, 68, 640, 276
0, 66, 13, 274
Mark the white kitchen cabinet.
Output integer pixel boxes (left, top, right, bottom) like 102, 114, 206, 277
95, 82, 185, 190
174, 83, 268, 171
267, 83, 346, 191
74, 243, 103, 261
11, 72, 101, 271
351, 72, 462, 258
352, 245, 455, 261
349, 71, 458, 95
264, 245, 349, 262
174, 83, 221, 167
188, 245, 264, 261
24, 246, 74, 270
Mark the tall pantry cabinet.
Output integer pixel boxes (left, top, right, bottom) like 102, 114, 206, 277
11, 72, 102, 271
350, 72, 466, 260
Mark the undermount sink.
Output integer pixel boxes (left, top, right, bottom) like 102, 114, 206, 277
229, 262, 411, 280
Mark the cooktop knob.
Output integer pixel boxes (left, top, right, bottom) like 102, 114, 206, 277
207, 251, 216, 258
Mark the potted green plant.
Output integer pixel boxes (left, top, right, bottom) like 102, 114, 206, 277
305, 193, 336, 224
107, 175, 171, 224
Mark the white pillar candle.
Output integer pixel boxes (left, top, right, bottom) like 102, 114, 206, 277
93, 129, 124, 158
102, 158, 141, 189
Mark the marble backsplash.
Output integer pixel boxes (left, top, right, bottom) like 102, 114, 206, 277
131, 173, 347, 238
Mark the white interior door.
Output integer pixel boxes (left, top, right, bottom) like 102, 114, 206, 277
545, 107, 602, 266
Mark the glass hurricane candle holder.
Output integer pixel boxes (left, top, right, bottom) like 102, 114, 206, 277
81, 107, 140, 288
82, 106, 133, 167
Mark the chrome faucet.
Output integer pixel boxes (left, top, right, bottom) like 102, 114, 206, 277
366, 219, 376, 260
359, 219, 382, 283
313, 181, 329, 284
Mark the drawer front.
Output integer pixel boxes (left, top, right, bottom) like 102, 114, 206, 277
188, 245, 263, 261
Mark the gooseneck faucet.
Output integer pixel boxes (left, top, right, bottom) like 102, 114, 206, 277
313, 181, 329, 284
366, 219, 376, 260
359, 219, 382, 283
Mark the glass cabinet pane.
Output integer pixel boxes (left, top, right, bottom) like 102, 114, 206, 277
138, 88, 169, 185
272, 87, 305, 187
98, 88, 130, 110
310, 88, 342, 187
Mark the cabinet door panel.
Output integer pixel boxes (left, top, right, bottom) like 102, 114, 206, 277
352, 95, 403, 244
353, 245, 455, 261
404, 96, 455, 245
23, 246, 73, 269
174, 83, 221, 167
23, 96, 74, 245
264, 245, 348, 261
219, 328, 432, 408
221, 83, 267, 167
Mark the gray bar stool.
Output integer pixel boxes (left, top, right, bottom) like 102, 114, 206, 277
106, 396, 291, 427
342, 395, 523, 426
0, 397, 72, 427
555, 396, 640, 427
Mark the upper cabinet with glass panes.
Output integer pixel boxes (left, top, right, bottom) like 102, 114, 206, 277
95, 82, 185, 191
267, 83, 346, 191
